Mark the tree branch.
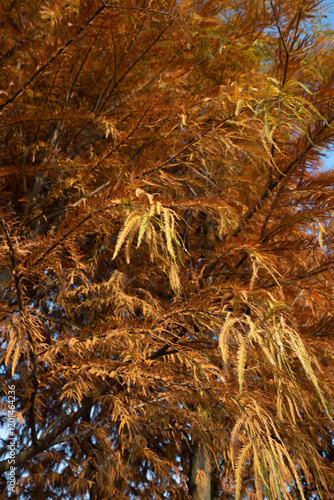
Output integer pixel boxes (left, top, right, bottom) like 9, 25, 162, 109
0, 379, 115, 473
0, 2, 107, 112
0, 217, 39, 445
0, 337, 183, 473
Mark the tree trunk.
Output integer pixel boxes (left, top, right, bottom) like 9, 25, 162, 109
189, 439, 211, 500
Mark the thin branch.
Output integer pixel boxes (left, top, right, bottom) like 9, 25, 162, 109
30, 311, 81, 332
0, 218, 24, 311
0, 217, 38, 445
103, 23, 172, 112
270, 1, 290, 88
0, 28, 37, 68
289, 8, 303, 54
0, 334, 186, 473
0, 2, 108, 112
0, 0, 18, 29
62, 22, 170, 151
32, 61, 64, 148
312, 318, 334, 337
91, 102, 152, 175
142, 111, 238, 177
66, 24, 105, 107
26, 202, 123, 269
104, 4, 194, 31
0, 379, 116, 473
202, 121, 332, 280
51, 395, 171, 446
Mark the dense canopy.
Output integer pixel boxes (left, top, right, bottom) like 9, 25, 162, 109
1, 0, 334, 498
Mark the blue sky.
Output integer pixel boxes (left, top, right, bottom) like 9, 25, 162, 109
321, 2, 334, 170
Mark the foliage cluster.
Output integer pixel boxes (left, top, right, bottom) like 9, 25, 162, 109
1, 0, 334, 498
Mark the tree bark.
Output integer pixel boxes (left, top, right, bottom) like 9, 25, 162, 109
189, 439, 211, 500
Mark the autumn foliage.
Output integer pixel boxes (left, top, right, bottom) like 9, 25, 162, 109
1, 0, 334, 498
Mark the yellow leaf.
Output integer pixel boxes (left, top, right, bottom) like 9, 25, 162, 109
11, 344, 20, 376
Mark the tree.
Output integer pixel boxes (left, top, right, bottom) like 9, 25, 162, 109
1, 0, 334, 498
